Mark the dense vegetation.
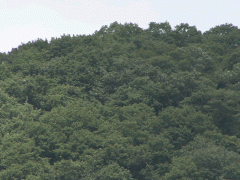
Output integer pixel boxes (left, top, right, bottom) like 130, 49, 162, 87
0, 21, 240, 179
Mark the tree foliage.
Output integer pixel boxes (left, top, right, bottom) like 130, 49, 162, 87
0, 21, 240, 179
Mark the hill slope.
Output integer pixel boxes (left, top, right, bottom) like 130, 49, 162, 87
0, 22, 240, 179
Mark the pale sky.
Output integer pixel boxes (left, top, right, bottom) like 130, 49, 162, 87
0, 0, 239, 53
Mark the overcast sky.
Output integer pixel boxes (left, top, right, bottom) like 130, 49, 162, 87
0, 0, 239, 53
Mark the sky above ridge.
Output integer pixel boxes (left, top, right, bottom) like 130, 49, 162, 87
0, 0, 239, 53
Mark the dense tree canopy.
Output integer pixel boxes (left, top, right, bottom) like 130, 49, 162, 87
0, 22, 240, 179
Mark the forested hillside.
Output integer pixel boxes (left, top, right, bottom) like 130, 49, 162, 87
0, 21, 240, 179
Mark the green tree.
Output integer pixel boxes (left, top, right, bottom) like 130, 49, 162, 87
172, 23, 202, 47
0, 134, 51, 179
